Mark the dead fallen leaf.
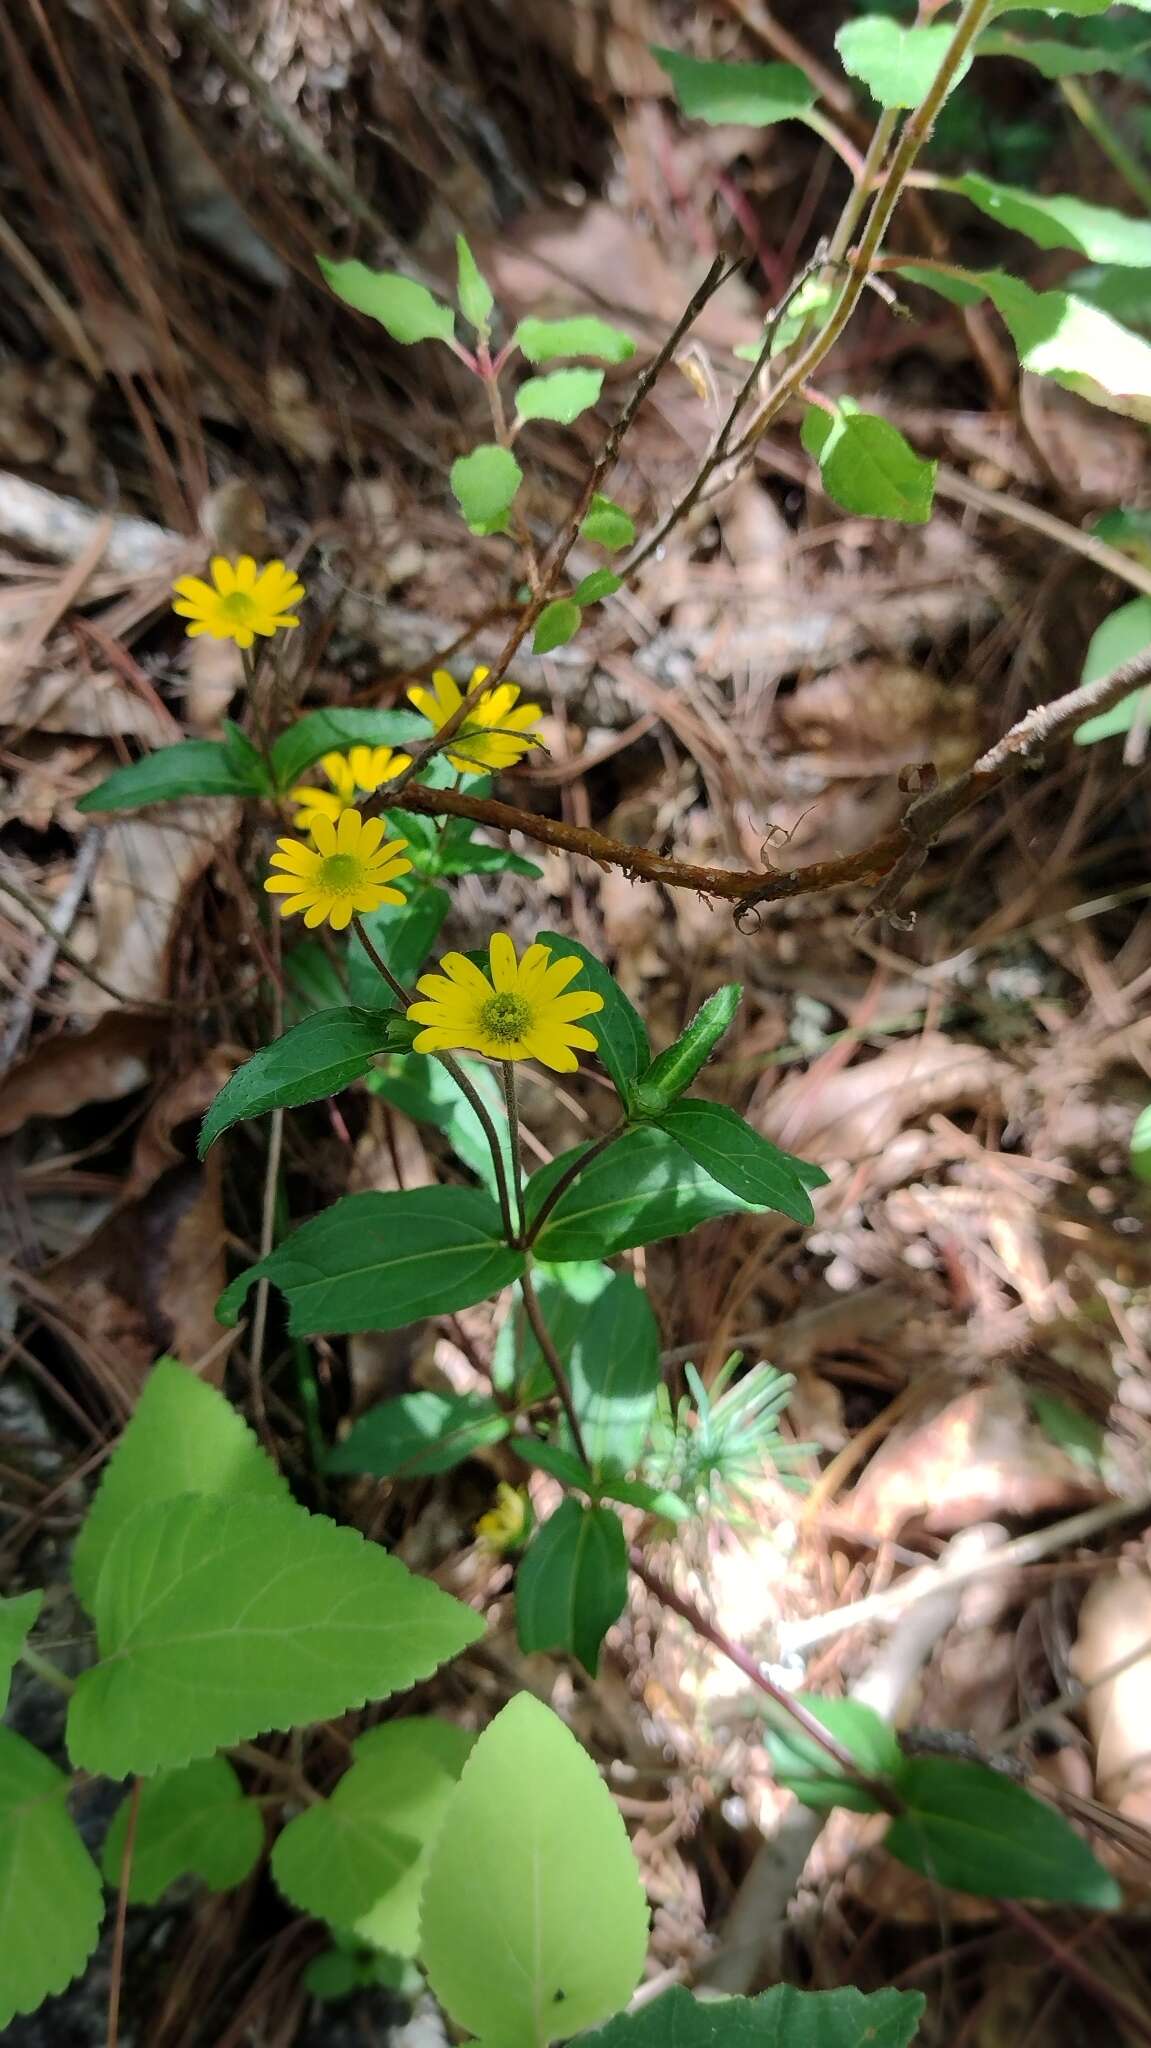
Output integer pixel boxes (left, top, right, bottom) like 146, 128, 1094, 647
764, 1033, 1013, 1163
74, 800, 240, 1014
0, 1012, 165, 1137
1073, 1568, 1151, 1836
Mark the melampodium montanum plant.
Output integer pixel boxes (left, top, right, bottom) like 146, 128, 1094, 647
9, 3, 1147, 2029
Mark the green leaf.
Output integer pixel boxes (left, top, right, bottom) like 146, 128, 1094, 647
527, 1125, 763, 1263
327, 1390, 510, 1479
456, 234, 494, 332
573, 568, 623, 605
369, 1052, 514, 1198
764, 1695, 901, 1814
1068, 263, 1151, 333
1133, 1101, 1151, 1182
270, 708, 426, 793
992, 0, 1112, 15
102, 1757, 264, 1903
516, 1499, 628, 1676
581, 493, 637, 550
1073, 597, 1151, 744
515, 1439, 597, 1489
655, 1099, 823, 1224
977, 27, 1151, 77
578, 1983, 927, 2048
513, 317, 636, 365
653, 46, 815, 124
1027, 1391, 1105, 1475
533, 597, 582, 652
435, 839, 542, 879
493, 1262, 617, 1404
0, 1590, 42, 1713
886, 1759, 1122, 1905
595, 1474, 690, 1520
67, 1493, 484, 1777
284, 939, 349, 1019
450, 444, 523, 535
536, 930, 649, 1101
348, 886, 450, 1004
71, 1358, 289, 1612
802, 400, 936, 524
631, 984, 742, 1112
420, 1692, 649, 2045
273, 1718, 472, 1954
980, 270, 1151, 420
198, 1008, 410, 1154
896, 262, 986, 308
222, 720, 269, 782
835, 17, 973, 107
949, 173, 1151, 267
77, 741, 266, 814
318, 256, 455, 345
517, 368, 604, 425
0, 1728, 103, 2029
216, 1185, 524, 1335
565, 1270, 661, 1477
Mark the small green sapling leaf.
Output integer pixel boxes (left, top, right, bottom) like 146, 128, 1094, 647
450, 443, 523, 535
0, 1729, 104, 2029
581, 493, 636, 549
653, 47, 814, 124
835, 17, 973, 107
533, 597, 582, 652
802, 400, 936, 524
318, 257, 456, 345
516, 1499, 628, 1675
102, 1758, 264, 1903
572, 568, 623, 605
455, 233, 494, 331
0, 1591, 42, 1713
513, 316, 636, 364
516, 368, 604, 424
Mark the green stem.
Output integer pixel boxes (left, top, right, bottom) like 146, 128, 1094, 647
523, 1124, 626, 1249
520, 1263, 590, 1468
20, 1645, 75, 1696
501, 1062, 525, 1241
1060, 75, 1151, 216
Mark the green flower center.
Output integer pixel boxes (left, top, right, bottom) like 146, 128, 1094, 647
219, 590, 256, 625
479, 991, 532, 1043
319, 853, 363, 895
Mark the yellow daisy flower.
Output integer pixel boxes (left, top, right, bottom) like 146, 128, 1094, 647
172, 556, 305, 649
290, 744, 412, 831
407, 665, 542, 776
264, 809, 412, 930
475, 1482, 529, 1552
409, 932, 603, 1072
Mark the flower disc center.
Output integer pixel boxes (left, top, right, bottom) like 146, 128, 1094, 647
219, 590, 256, 626
479, 991, 532, 1043
319, 853, 363, 894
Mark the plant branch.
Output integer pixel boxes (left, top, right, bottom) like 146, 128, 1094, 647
520, 1264, 591, 1467
501, 1061, 525, 1240
523, 1124, 627, 1249
107, 1777, 141, 2048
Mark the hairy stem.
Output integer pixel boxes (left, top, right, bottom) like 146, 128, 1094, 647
520, 1264, 590, 1467
523, 1124, 627, 1249
501, 1061, 525, 1240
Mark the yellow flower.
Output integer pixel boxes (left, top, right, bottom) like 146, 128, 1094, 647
475, 1483, 529, 1553
172, 556, 305, 649
407, 666, 541, 775
264, 809, 412, 930
409, 932, 603, 1072
290, 745, 412, 830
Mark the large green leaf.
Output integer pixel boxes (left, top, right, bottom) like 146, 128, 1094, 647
950, 173, 1151, 267
631, 985, 742, 1113
272, 1719, 472, 1954
450, 444, 523, 536
564, 1269, 661, 1475
199, 1009, 412, 1154
802, 401, 936, 524
516, 368, 603, 425
270, 708, 425, 793
516, 1499, 628, 1676
977, 27, 1151, 76
327, 1390, 510, 1479
536, 931, 649, 1100
318, 257, 455, 345
993, 0, 1112, 16
420, 1692, 649, 2047
764, 1695, 901, 1814
368, 1051, 514, 1198
493, 1262, 616, 1404
71, 1359, 289, 1612
217, 1186, 524, 1335
527, 1126, 762, 1262
514, 317, 636, 365
835, 17, 972, 106
0, 1590, 41, 1713
77, 741, 265, 814
0, 1727, 104, 2029
653, 47, 814, 124
1068, 263, 1151, 332
981, 270, 1151, 420
67, 1492, 484, 1777
102, 1757, 264, 1903
656, 1099, 823, 1223
885, 1759, 1122, 1905
348, 887, 451, 1004
578, 1983, 926, 2048
1073, 597, 1151, 745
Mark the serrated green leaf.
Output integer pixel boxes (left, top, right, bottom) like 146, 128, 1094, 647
216, 1186, 524, 1335
573, 569, 623, 605
77, 741, 265, 814
456, 234, 494, 331
653, 46, 814, 123
327, 1390, 510, 1479
536, 932, 649, 1100
578, 1983, 926, 2048
513, 317, 636, 365
949, 173, 1151, 267
67, 1493, 484, 1777
450, 444, 523, 535
199, 1009, 410, 1154
977, 27, 1151, 76
517, 367, 604, 425
516, 1499, 628, 1675
631, 984, 742, 1112
0, 1728, 104, 2029
564, 1270, 661, 1477
895, 262, 987, 307
0, 1590, 42, 1713
527, 1126, 763, 1262
1073, 597, 1151, 744
655, 1099, 822, 1224
348, 886, 450, 1005
802, 401, 936, 524
368, 1051, 514, 1199
273, 1718, 471, 1953
270, 708, 426, 793
835, 17, 972, 107
764, 1695, 901, 1814
533, 597, 582, 652
886, 1758, 1122, 1905
318, 257, 455, 345
1132, 1102, 1151, 1181
580, 493, 637, 550
980, 269, 1151, 421
102, 1757, 264, 1903
493, 1262, 616, 1404
72, 1359, 289, 1612
420, 1693, 649, 2045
